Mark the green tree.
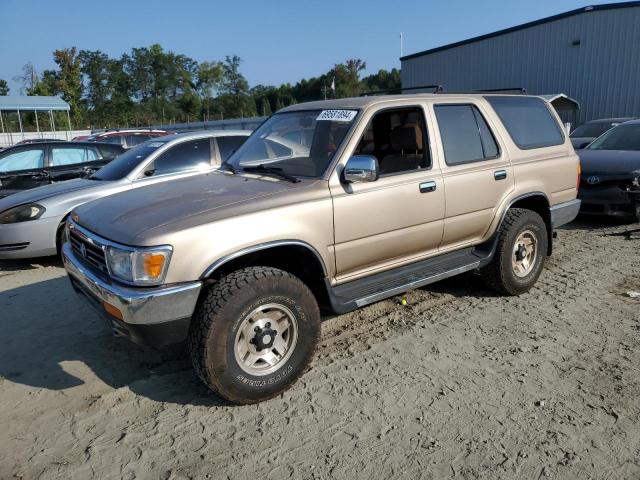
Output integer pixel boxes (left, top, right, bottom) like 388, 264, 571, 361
53, 47, 84, 125
0, 79, 9, 95
195, 61, 222, 120
331, 58, 366, 98
361, 68, 401, 93
219, 55, 254, 117
78, 50, 111, 117
260, 97, 272, 116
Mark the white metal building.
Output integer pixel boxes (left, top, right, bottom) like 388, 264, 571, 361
400, 2, 640, 125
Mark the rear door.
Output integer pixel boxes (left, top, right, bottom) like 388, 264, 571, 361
0, 146, 47, 196
46, 145, 108, 182
431, 101, 514, 249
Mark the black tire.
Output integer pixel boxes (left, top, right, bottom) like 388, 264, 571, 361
481, 208, 548, 295
188, 266, 320, 404
55, 222, 66, 256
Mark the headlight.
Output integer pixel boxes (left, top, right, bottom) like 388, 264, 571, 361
105, 245, 172, 286
0, 203, 46, 224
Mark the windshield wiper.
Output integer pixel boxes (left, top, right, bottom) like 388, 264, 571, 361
242, 165, 300, 183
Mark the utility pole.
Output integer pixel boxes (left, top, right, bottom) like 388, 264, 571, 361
321, 84, 330, 100
400, 32, 404, 58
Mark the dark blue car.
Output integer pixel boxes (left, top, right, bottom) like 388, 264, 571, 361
578, 120, 640, 221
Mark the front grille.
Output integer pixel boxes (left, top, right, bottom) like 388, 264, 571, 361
69, 226, 109, 274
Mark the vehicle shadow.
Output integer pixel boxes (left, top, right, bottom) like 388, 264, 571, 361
0, 276, 232, 407
559, 214, 638, 231
0, 256, 62, 273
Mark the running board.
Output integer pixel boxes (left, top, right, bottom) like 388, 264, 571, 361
326, 246, 494, 314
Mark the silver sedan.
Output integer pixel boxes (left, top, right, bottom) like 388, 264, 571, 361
0, 130, 250, 259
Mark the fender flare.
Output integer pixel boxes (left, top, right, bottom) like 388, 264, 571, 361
200, 240, 329, 279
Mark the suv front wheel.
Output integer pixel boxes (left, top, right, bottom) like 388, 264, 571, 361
188, 266, 320, 404
481, 208, 548, 295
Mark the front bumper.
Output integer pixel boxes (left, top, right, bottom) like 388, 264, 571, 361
0, 216, 60, 259
578, 186, 640, 218
62, 242, 202, 347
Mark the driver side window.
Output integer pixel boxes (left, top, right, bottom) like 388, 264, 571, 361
353, 107, 431, 176
0, 148, 45, 173
142, 139, 211, 177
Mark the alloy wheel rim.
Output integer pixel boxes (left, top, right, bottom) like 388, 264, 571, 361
512, 230, 538, 278
234, 303, 298, 376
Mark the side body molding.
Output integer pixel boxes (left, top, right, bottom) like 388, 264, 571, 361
200, 240, 329, 279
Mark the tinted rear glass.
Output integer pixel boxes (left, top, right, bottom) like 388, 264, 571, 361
435, 105, 499, 165
486, 96, 564, 149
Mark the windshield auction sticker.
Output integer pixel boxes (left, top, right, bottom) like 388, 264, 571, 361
316, 110, 357, 122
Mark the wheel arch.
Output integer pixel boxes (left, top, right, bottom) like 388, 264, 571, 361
504, 192, 553, 255
200, 241, 331, 311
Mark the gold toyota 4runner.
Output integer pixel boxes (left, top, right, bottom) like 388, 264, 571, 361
62, 94, 581, 404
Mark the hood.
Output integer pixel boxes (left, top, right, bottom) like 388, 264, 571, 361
0, 178, 100, 213
578, 149, 640, 175
73, 172, 303, 244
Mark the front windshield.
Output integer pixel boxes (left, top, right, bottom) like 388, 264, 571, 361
91, 141, 166, 180
227, 109, 357, 178
571, 122, 614, 138
587, 124, 640, 151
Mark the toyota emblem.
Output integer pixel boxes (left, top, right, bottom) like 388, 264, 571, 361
80, 243, 87, 258
586, 176, 600, 185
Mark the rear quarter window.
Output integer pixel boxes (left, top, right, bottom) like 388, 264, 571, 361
485, 96, 564, 150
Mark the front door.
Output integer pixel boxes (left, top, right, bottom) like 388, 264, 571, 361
330, 105, 445, 282
0, 146, 47, 196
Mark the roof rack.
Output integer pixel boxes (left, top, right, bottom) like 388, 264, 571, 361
360, 84, 444, 96
474, 87, 527, 94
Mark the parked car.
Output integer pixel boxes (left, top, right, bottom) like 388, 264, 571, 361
82, 129, 174, 149
0, 130, 250, 259
570, 117, 635, 149
61, 94, 580, 404
577, 120, 640, 221
0, 141, 125, 199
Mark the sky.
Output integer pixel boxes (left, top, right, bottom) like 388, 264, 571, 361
0, 0, 622, 94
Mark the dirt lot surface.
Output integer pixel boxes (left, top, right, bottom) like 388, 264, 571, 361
1, 219, 639, 480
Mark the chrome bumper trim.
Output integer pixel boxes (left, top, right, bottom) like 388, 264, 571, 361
550, 199, 581, 228
62, 242, 201, 326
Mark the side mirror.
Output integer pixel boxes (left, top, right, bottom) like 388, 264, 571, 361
343, 155, 379, 183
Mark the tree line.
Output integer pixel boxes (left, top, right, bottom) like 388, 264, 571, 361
0, 45, 400, 130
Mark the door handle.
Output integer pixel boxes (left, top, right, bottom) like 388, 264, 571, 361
494, 170, 507, 180
419, 181, 437, 193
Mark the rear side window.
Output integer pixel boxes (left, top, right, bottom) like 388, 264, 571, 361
51, 147, 99, 166
217, 135, 247, 161
126, 134, 152, 147
486, 96, 564, 149
95, 145, 123, 159
434, 104, 499, 165
101, 136, 123, 145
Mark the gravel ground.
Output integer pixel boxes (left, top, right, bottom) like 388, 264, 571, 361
1, 218, 639, 480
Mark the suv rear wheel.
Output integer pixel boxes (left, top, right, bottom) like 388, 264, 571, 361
188, 266, 320, 404
481, 208, 548, 295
